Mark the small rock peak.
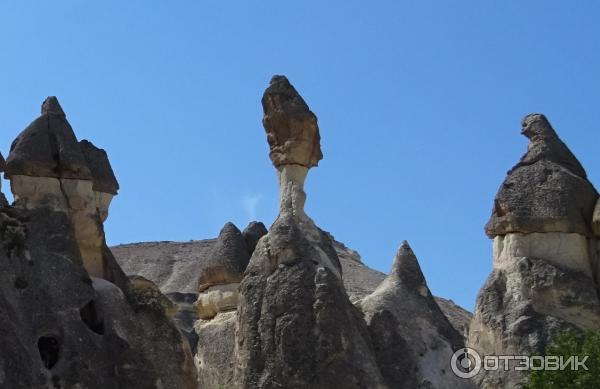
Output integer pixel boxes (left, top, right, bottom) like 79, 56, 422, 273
242, 221, 268, 256
79, 140, 120, 194
521, 113, 558, 140
263, 74, 309, 113
390, 240, 428, 293
197, 222, 250, 292
0, 152, 5, 172
515, 113, 587, 178
41, 96, 65, 117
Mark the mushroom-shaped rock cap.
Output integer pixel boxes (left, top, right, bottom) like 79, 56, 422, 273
79, 140, 119, 194
262, 75, 323, 168
197, 222, 250, 292
5, 97, 92, 180
485, 114, 598, 237
390, 241, 430, 293
242, 221, 268, 256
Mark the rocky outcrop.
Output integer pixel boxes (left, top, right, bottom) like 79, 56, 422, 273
5, 97, 120, 279
0, 98, 197, 388
194, 222, 248, 320
469, 114, 600, 388
242, 221, 267, 255
233, 76, 385, 389
0, 206, 197, 388
361, 241, 469, 389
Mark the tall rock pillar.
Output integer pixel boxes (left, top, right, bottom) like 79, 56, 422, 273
233, 76, 385, 389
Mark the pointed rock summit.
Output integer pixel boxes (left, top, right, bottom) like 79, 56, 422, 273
361, 241, 468, 389
6, 96, 91, 179
197, 222, 249, 292
241, 221, 268, 255
485, 114, 598, 237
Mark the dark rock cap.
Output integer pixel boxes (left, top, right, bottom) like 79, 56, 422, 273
5, 97, 92, 180
261, 75, 323, 168
242, 221, 268, 256
197, 222, 250, 292
485, 114, 598, 237
0, 152, 5, 172
79, 140, 119, 194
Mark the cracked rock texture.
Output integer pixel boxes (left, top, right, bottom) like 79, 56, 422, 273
262, 75, 323, 168
361, 241, 471, 389
470, 114, 600, 389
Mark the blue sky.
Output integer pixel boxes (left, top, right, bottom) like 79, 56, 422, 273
1, 1, 599, 310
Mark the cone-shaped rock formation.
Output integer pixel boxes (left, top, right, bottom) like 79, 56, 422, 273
361, 241, 469, 389
242, 221, 268, 255
194, 222, 249, 320
469, 114, 600, 388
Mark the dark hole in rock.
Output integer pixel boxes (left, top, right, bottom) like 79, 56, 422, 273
38, 336, 60, 369
14, 276, 28, 289
80, 300, 104, 335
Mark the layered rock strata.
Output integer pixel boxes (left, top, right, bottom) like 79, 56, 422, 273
469, 114, 600, 388
233, 76, 385, 388
361, 241, 469, 388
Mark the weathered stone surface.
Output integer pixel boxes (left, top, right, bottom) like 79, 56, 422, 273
79, 139, 119, 195
242, 220, 267, 255
0, 151, 5, 172
128, 275, 178, 318
112, 235, 473, 344
361, 242, 469, 389
471, 114, 600, 388
0, 206, 197, 389
197, 222, 249, 292
194, 311, 237, 388
0, 152, 8, 206
469, 255, 600, 388
485, 114, 598, 237
234, 214, 385, 389
593, 198, 600, 236
194, 283, 239, 320
6, 97, 92, 180
262, 75, 323, 168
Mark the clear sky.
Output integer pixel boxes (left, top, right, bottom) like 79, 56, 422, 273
1, 1, 599, 310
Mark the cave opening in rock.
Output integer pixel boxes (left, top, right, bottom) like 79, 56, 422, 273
38, 336, 60, 369
80, 300, 104, 335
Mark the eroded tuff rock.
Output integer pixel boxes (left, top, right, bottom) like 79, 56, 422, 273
5, 97, 121, 279
242, 220, 267, 255
233, 76, 385, 389
0, 206, 197, 389
485, 113, 598, 237
470, 114, 600, 388
262, 75, 323, 168
234, 214, 385, 389
361, 241, 469, 389
194, 222, 248, 320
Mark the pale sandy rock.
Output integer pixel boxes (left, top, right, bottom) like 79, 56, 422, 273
194, 283, 239, 320
361, 242, 469, 389
262, 75, 323, 168
493, 232, 594, 276
194, 311, 236, 388
9, 175, 68, 212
